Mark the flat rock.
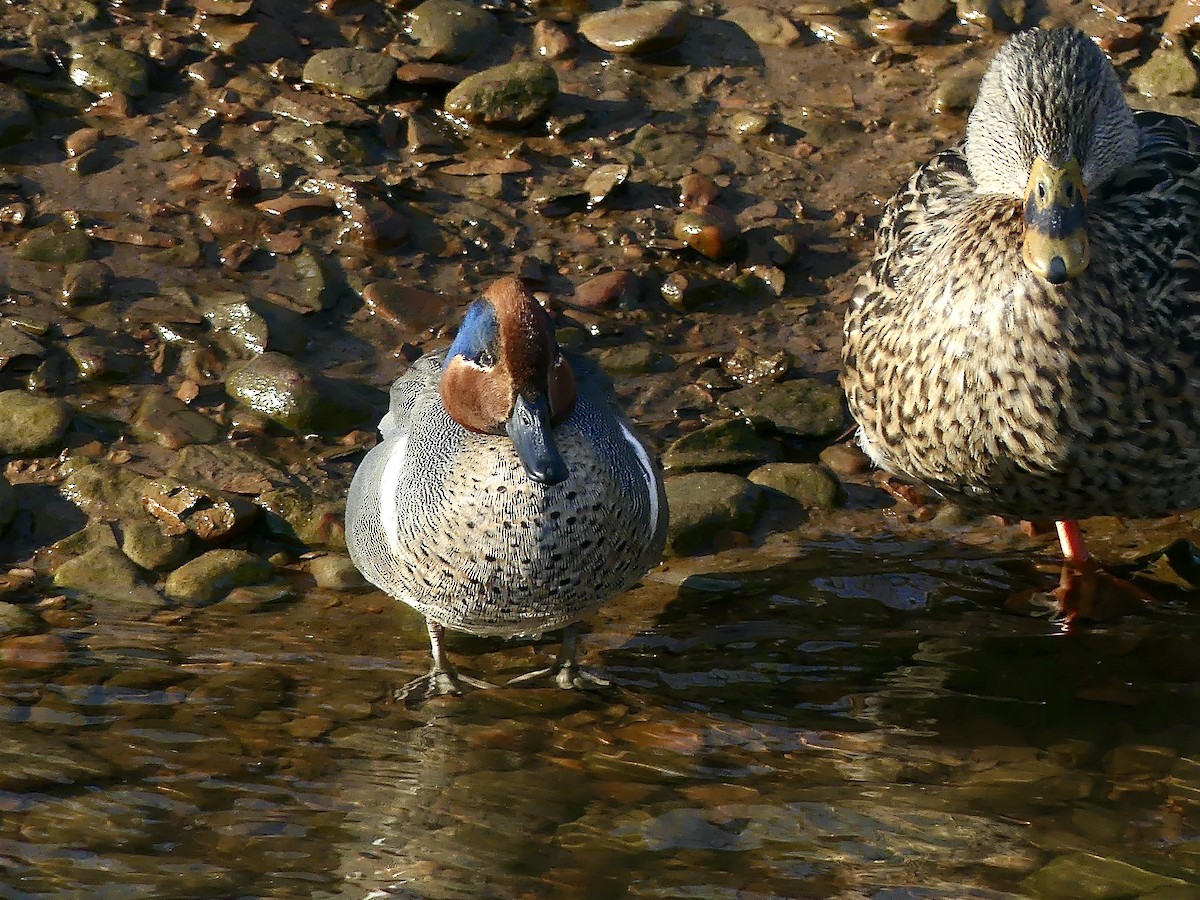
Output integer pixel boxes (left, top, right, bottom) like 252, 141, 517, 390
0, 391, 72, 456
721, 6, 802, 45
1128, 45, 1198, 97
579, 1, 689, 55
303, 48, 396, 102
663, 419, 782, 472
408, 0, 499, 62
748, 462, 844, 509
718, 379, 847, 438
164, 549, 274, 606
444, 61, 558, 128
664, 472, 764, 555
53, 546, 165, 612
132, 392, 222, 449
0, 732, 113, 792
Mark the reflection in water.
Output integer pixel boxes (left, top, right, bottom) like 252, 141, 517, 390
0, 540, 1198, 897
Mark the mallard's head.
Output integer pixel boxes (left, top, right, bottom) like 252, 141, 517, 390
966, 27, 1138, 284
439, 277, 576, 485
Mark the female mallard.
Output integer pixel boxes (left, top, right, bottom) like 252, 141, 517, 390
842, 27, 1200, 569
346, 277, 667, 700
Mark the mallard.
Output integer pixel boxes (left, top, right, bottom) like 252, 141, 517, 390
842, 27, 1200, 568
345, 277, 668, 700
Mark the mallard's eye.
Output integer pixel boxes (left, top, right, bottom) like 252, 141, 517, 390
476, 350, 495, 368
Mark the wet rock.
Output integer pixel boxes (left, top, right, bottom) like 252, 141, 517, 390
303, 48, 396, 102
69, 43, 150, 97
61, 260, 113, 305
663, 419, 782, 472
597, 343, 661, 375
54, 547, 165, 611
900, 0, 952, 19
1129, 46, 1198, 98
132, 392, 222, 449
585, 163, 631, 208
803, 15, 869, 47
868, 11, 940, 45
408, 0, 499, 62
534, 19, 577, 59
819, 442, 872, 476
748, 462, 844, 509
1021, 852, 1192, 899
270, 92, 373, 128
718, 379, 847, 438
164, 549, 274, 606
225, 352, 374, 433
664, 472, 764, 555
0, 85, 34, 145
1, 634, 70, 670
572, 271, 639, 309
66, 335, 138, 382
120, 520, 192, 571
931, 74, 978, 114
59, 459, 155, 521
0, 391, 72, 456
729, 111, 770, 136
443, 61, 558, 128
15, 228, 92, 264
579, 1, 689, 55
289, 245, 339, 313
199, 291, 307, 357
674, 206, 740, 260
360, 282, 450, 328
722, 345, 790, 384
310, 554, 367, 590
168, 444, 290, 495
1103, 743, 1177, 777
142, 480, 258, 543
0, 601, 39, 636
258, 487, 346, 549
721, 6, 802, 46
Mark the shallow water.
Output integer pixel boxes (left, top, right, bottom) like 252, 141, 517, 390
2, 537, 1198, 898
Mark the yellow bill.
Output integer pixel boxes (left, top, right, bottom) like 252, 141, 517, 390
1021, 157, 1089, 285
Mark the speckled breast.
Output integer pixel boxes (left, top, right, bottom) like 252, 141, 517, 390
346, 395, 664, 638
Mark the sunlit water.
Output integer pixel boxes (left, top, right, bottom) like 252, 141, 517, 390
1, 537, 1197, 898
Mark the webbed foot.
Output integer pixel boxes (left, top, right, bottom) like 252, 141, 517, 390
507, 625, 610, 691
396, 667, 495, 704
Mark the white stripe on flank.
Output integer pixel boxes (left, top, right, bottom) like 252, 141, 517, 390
379, 433, 410, 560
619, 422, 659, 533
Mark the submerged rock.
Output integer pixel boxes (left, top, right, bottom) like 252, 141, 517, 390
1021, 852, 1192, 899
303, 48, 396, 102
443, 61, 558, 127
664, 472, 764, 555
408, 0, 499, 62
663, 419, 782, 472
718, 379, 847, 438
53, 546, 165, 612
164, 549, 274, 606
0, 391, 72, 456
579, 2, 689, 55
0, 601, 38, 637
15, 228, 92, 264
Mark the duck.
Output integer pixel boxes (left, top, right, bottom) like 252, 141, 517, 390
842, 26, 1200, 575
346, 276, 668, 700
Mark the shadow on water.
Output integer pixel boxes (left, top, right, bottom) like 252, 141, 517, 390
1, 539, 1198, 898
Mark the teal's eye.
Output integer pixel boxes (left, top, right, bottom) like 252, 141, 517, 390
476, 350, 495, 367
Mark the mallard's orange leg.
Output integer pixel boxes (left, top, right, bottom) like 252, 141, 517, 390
1048, 521, 1153, 625
1056, 520, 1088, 564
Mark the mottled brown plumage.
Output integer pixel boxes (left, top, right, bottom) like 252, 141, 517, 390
843, 28, 1200, 533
